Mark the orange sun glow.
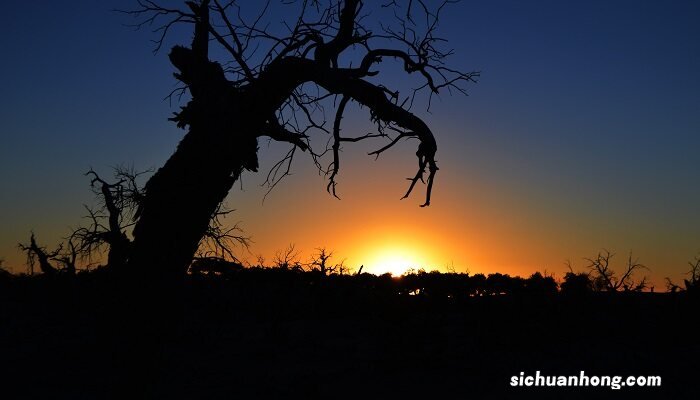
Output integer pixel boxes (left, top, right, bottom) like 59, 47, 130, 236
366, 246, 427, 276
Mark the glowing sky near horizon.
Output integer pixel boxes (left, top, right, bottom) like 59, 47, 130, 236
1, 0, 699, 288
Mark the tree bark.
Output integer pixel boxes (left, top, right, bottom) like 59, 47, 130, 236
127, 103, 260, 276
126, 3, 261, 277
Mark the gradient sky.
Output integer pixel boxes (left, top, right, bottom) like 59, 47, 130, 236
1, 1, 698, 287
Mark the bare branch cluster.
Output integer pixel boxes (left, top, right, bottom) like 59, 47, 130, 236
122, 0, 479, 207
586, 250, 649, 292
196, 202, 251, 262
71, 167, 146, 263
667, 256, 700, 293
273, 244, 303, 270
307, 246, 350, 275
18, 233, 62, 275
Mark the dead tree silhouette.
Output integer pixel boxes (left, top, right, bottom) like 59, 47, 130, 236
683, 256, 700, 293
308, 247, 348, 275
73, 168, 143, 269
18, 233, 62, 275
120, 0, 478, 277
586, 249, 649, 292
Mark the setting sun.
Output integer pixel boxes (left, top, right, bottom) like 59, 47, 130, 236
367, 246, 427, 276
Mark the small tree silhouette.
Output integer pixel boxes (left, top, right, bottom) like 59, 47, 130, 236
273, 244, 303, 271
18, 233, 61, 276
307, 247, 349, 276
560, 259, 593, 296
682, 256, 700, 294
70, 168, 145, 269
561, 273, 593, 296
585, 250, 648, 292
664, 257, 700, 294
524, 271, 558, 295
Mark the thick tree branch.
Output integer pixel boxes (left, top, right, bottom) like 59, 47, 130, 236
314, 0, 364, 66
259, 118, 309, 151
308, 62, 439, 206
327, 95, 350, 198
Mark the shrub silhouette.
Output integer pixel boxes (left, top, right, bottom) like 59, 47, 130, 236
560, 271, 594, 296
0, 259, 12, 282
524, 272, 558, 295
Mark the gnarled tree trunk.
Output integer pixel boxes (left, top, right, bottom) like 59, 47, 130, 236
127, 2, 260, 277
126, 119, 255, 276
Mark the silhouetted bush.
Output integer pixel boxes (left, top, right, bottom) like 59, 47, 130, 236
485, 273, 520, 295
0, 260, 12, 282
524, 272, 558, 295
560, 272, 593, 296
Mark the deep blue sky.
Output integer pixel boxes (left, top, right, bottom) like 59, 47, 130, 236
1, 1, 698, 284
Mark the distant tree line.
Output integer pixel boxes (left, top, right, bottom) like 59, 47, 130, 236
179, 246, 700, 297
182, 253, 700, 297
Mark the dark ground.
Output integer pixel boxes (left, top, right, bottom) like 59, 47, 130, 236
1, 273, 697, 399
